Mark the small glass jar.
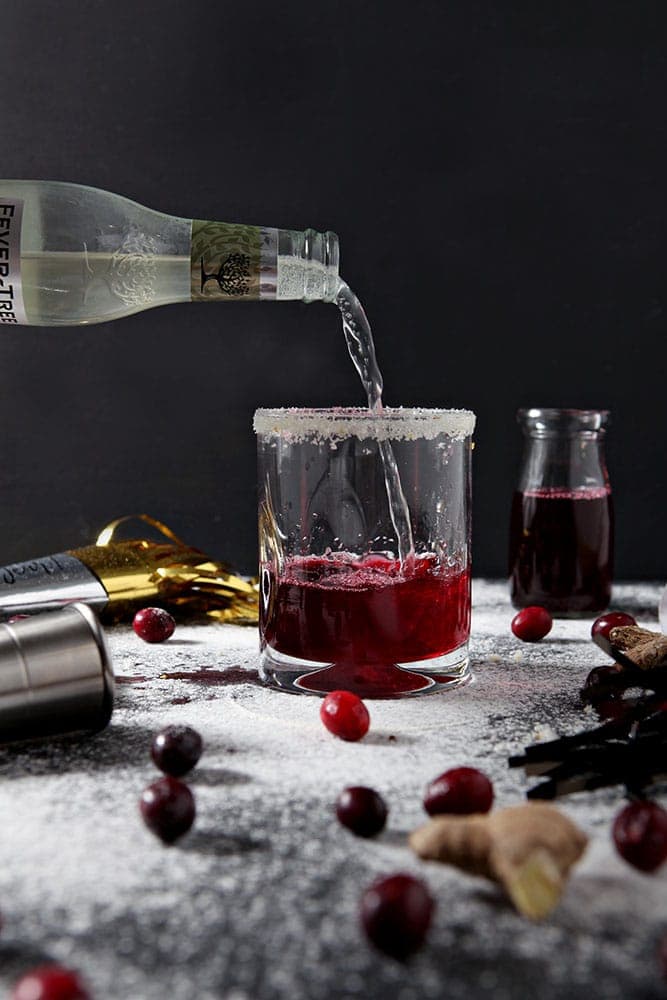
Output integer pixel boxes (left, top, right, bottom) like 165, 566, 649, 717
508, 408, 613, 616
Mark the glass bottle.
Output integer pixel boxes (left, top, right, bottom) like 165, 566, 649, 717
0, 180, 339, 326
508, 408, 613, 616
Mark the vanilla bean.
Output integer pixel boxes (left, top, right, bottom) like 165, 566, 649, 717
510, 700, 667, 800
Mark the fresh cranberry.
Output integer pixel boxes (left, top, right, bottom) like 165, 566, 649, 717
11, 965, 90, 1000
360, 873, 434, 960
139, 775, 195, 844
336, 786, 388, 837
592, 698, 631, 722
658, 933, 667, 982
423, 766, 494, 816
580, 664, 625, 705
511, 606, 552, 642
132, 607, 175, 643
612, 800, 667, 872
151, 725, 203, 777
591, 611, 637, 656
320, 690, 370, 741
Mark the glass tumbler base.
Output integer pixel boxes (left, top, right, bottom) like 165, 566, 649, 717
258, 643, 471, 699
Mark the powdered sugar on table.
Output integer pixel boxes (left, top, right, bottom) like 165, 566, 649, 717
0, 581, 664, 1000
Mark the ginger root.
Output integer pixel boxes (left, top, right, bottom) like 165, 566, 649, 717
409, 802, 587, 921
608, 625, 667, 670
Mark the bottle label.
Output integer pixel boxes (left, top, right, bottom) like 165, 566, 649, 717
0, 200, 27, 325
0, 552, 108, 615
191, 220, 278, 302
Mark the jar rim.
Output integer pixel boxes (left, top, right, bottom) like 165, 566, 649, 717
517, 408, 609, 435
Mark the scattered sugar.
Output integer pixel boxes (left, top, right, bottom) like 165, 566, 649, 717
531, 723, 559, 743
0, 581, 663, 1000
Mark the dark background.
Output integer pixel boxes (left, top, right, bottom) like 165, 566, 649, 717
2, 1, 666, 581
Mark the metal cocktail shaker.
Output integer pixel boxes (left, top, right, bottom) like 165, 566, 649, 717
0, 602, 114, 743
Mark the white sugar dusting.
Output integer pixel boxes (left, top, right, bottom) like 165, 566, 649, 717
253, 407, 476, 443
0, 581, 663, 1000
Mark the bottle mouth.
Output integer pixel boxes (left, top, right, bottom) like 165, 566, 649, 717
301, 229, 339, 302
517, 408, 610, 437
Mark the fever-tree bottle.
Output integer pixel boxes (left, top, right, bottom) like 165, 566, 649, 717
0, 181, 339, 326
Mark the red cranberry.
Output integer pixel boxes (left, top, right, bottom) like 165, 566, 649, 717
511, 606, 552, 642
612, 800, 667, 872
423, 766, 494, 816
320, 690, 370, 741
132, 607, 175, 643
336, 786, 388, 837
151, 725, 203, 777
139, 775, 195, 844
592, 698, 631, 722
658, 933, 667, 982
360, 873, 434, 960
580, 664, 625, 705
591, 611, 637, 656
11, 965, 90, 1000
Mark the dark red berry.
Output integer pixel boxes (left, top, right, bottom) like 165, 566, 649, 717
132, 607, 175, 643
320, 690, 370, 741
658, 933, 667, 982
580, 664, 625, 705
592, 698, 631, 722
11, 965, 90, 1000
612, 800, 667, 872
511, 606, 552, 642
139, 775, 195, 844
151, 725, 203, 777
360, 873, 434, 960
591, 611, 637, 656
423, 766, 494, 816
336, 786, 388, 837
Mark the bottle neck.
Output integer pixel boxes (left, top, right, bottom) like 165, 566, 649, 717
515, 408, 611, 494
190, 219, 339, 304
518, 433, 610, 493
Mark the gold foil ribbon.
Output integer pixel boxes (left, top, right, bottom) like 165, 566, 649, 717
71, 514, 258, 625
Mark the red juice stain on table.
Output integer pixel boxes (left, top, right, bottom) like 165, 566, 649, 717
160, 665, 263, 687
261, 552, 470, 695
509, 487, 613, 615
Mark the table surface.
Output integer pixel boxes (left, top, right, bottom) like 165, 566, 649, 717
0, 581, 665, 1000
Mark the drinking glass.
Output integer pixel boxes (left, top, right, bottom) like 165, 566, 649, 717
254, 407, 476, 697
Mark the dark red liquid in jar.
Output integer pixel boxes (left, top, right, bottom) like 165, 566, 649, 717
261, 553, 470, 694
509, 487, 613, 615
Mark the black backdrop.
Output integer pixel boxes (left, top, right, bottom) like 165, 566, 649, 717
2, 1, 666, 581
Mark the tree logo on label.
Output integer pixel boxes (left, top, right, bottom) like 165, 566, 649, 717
200, 253, 251, 296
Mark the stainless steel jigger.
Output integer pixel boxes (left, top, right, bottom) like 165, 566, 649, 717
0, 602, 115, 743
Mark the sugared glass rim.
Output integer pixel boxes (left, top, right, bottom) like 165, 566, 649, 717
253, 407, 476, 442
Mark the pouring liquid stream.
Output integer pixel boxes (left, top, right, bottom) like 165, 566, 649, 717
335, 280, 415, 570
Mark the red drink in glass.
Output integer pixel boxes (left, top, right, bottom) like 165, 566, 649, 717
261, 553, 471, 697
